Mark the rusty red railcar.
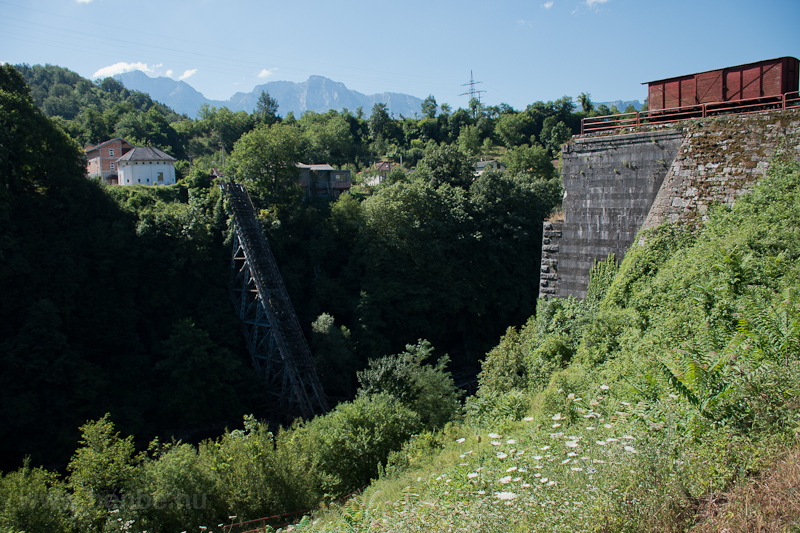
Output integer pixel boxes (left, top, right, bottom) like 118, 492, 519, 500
645, 57, 799, 111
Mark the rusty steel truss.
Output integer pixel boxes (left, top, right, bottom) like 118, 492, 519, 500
221, 182, 328, 419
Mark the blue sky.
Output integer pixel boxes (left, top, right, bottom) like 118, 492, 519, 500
1, 0, 798, 114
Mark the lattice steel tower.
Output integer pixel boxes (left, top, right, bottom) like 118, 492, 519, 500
221, 182, 328, 419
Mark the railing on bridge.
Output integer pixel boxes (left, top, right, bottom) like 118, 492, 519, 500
220, 181, 328, 419
582, 91, 800, 134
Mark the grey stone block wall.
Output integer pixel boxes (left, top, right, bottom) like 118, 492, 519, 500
544, 129, 684, 299
539, 220, 562, 297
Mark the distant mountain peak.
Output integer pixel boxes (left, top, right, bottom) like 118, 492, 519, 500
113, 72, 424, 118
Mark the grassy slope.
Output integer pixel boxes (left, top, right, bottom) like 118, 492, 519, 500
283, 162, 800, 532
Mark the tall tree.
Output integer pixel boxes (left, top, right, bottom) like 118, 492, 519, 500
368, 102, 391, 141
421, 94, 437, 119
578, 92, 594, 114
254, 90, 279, 125
495, 112, 534, 148
231, 123, 303, 207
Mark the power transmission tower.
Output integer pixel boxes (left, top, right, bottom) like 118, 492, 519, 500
459, 70, 486, 106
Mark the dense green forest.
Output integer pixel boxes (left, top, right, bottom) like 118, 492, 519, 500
1, 64, 572, 471
3, 63, 797, 532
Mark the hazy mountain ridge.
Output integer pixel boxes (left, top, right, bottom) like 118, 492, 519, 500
597, 99, 643, 111
114, 71, 424, 118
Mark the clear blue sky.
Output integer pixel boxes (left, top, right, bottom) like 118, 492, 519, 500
2, 0, 798, 114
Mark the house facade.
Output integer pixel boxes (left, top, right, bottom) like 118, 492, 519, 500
84, 138, 134, 184
474, 159, 506, 176
297, 163, 351, 198
116, 146, 177, 186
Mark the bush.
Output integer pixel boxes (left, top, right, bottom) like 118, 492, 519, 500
0, 460, 72, 533
357, 340, 461, 430
293, 394, 422, 496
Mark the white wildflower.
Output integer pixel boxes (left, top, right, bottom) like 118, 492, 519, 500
600, 384, 610, 391
489, 433, 502, 438
456, 437, 466, 444
624, 446, 638, 454
496, 492, 517, 500
497, 452, 509, 459
500, 475, 512, 484
468, 472, 479, 479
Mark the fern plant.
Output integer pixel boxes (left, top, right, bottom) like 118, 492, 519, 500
660, 291, 800, 429
658, 342, 733, 423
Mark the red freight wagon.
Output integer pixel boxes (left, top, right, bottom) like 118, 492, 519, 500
645, 57, 799, 111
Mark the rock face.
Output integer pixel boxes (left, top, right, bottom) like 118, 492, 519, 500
642, 112, 800, 229
540, 110, 800, 299
114, 71, 423, 118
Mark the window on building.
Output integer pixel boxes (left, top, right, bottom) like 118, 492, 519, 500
157, 172, 164, 182
110, 162, 115, 170
109, 149, 115, 157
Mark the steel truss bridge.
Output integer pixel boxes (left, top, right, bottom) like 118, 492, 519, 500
220, 182, 328, 419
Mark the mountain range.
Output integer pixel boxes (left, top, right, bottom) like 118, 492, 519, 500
113, 71, 425, 119
598, 99, 643, 111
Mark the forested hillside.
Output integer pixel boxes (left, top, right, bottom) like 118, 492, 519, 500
0, 64, 253, 470
1, 62, 578, 471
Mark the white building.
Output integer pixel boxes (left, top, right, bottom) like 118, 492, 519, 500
116, 146, 177, 186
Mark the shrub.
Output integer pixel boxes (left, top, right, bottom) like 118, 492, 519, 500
357, 340, 461, 430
